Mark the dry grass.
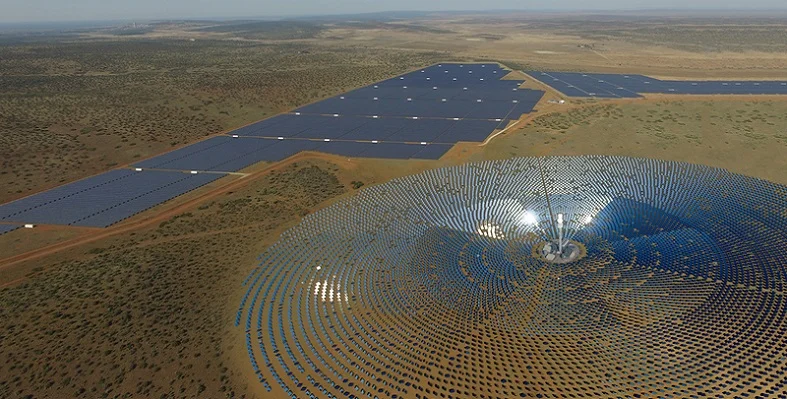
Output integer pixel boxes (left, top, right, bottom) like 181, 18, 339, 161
0, 39, 442, 203
0, 159, 352, 399
477, 98, 787, 184
3, 14, 787, 399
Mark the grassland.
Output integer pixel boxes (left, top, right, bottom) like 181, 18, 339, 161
476, 98, 787, 184
2, 13, 787, 399
0, 159, 351, 398
4, 96, 787, 398
0, 38, 443, 203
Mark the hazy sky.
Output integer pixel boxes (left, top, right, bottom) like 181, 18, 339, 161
2, 0, 786, 23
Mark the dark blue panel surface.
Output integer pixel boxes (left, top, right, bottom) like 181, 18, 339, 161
412, 143, 453, 159
0, 170, 224, 227
336, 118, 406, 141
357, 142, 425, 159
314, 141, 372, 157
0, 224, 20, 235
384, 119, 456, 143
290, 63, 542, 123
249, 139, 321, 162
0, 169, 136, 221
315, 141, 449, 160
292, 116, 370, 139
72, 172, 223, 227
434, 119, 504, 143
133, 137, 233, 169
531, 70, 787, 97
134, 137, 281, 172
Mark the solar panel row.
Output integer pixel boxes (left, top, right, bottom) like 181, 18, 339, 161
0, 170, 224, 227
227, 115, 505, 143
316, 141, 452, 159
296, 63, 543, 121
134, 137, 453, 171
0, 63, 537, 227
340, 86, 532, 102
134, 136, 289, 172
0, 224, 20, 235
297, 96, 543, 120
531, 71, 787, 98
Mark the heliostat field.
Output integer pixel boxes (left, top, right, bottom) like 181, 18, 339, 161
237, 156, 787, 398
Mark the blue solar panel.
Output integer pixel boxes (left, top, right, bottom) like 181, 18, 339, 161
313, 140, 449, 160
412, 143, 453, 159
292, 116, 369, 139
292, 63, 542, 122
0, 170, 224, 227
314, 141, 371, 157
336, 118, 406, 141
435, 119, 504, 143
531, 71, 787, 97
0, 63, 546, 231
73, 172, 223, 227
357, 142, 425, 159
231, 114, 505, 148
135, 137, 313, 172
228, 114, 322, 138
251, 139, 321, 162
384, 119, 456, 142
0, 169, 136, 221
0, 224, 20, 235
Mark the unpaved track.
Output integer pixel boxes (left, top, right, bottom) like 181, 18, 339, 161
5, 76, 787, 287
0, 151, 348, 279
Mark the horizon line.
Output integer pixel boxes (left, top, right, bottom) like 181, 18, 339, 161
4, 8, 787, 25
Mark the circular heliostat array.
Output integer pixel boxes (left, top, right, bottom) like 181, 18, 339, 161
236, 156, 787, 398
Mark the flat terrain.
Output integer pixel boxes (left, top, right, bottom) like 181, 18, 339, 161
2, 12, 787, 399
478, 97, 787, 185
0, 38, 442, 203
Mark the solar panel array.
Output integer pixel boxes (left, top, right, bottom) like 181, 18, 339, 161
0, 170, 223, 227
0, 224, 19, 236
237, 156, 787, 398
295, 64, 542, 119
532, 71, 787, 98
0, 63, 543, 228
226, 115, 503, 144
133, 63, 543, 173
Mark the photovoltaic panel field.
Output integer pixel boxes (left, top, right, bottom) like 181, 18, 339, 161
0, 170, 223, 227
136, 62, 543, 172
0, 224, 20, 236
12, 63, 787, 229
530, 71, 787, 98
0, 63, 542, 227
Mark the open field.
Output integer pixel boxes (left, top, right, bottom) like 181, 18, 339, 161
479, 97, 787, 185
2, 12, 787, 399
4, 95, 787, 398
5, 14, 787, 203
0, 38, 443, 203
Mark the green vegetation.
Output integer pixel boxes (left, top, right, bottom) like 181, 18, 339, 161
351, 180, 365, 189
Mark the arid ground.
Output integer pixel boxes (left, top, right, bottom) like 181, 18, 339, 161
2, 12, 787, 398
